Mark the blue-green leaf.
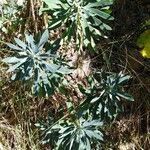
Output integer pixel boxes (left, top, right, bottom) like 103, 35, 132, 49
6, 43, 23, 51
14, 38, 27, 49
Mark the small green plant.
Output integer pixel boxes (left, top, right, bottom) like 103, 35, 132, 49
36, 71, 134, 149
79, 71, 134, 120
0, 1, 22, 34
41, 0, 114, 50
36, 115, 103, 150
2, 30, 71, 96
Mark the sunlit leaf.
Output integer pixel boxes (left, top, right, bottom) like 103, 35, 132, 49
137, 30, 150, 58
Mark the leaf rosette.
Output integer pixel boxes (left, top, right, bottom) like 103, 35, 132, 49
3, 30, 71, 96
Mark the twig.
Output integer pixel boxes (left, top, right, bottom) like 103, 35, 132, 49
30, 0, 38, 33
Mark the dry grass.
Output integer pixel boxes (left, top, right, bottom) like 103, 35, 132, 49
0, 118, 40, 150
104, 115, 150, 150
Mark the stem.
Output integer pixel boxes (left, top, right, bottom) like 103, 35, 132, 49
75, 1, 83, 53
30, 0, 38, 33
99, 45, 111, 71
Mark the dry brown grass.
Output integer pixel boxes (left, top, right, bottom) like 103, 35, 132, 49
0, 118, 40, 150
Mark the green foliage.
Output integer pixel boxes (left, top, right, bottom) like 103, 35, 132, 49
0, 2, 22, 34
36, 71, 133, 149
2, 30, 71, 96
1, 1, 135, 149
136, 29, 150, 58
79, 72, 134, 120
41, 0, 114, 50
36, 115, 103, 150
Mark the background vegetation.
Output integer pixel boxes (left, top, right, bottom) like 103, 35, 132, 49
0, 0, 149, 149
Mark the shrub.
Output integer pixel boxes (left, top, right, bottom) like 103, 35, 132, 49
36, 71, 134, 149
36, 112, 103, 150
79, 71, 134, 120
2, 30, 71, 96
41, 0, 114, 50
